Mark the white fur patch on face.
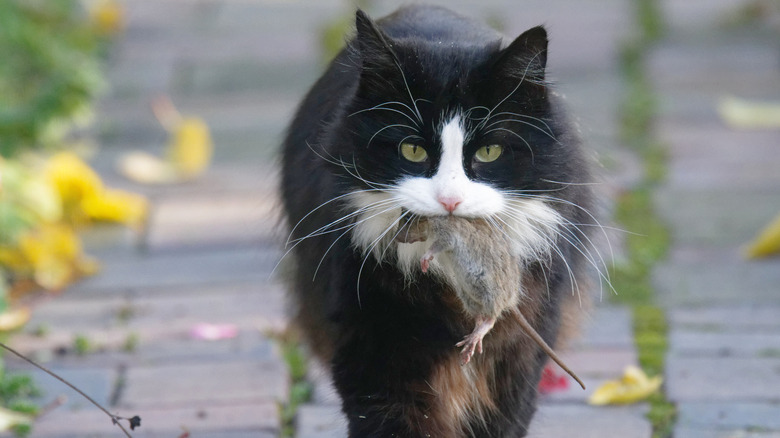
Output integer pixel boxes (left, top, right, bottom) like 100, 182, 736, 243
395, 116, 505, 218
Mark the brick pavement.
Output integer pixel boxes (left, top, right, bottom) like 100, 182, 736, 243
9, 0, 777, 437
649, 1, 780, 437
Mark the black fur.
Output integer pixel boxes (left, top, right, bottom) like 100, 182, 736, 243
280, 6, 595, 437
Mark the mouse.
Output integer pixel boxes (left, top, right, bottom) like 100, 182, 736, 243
398, 215, 585, 389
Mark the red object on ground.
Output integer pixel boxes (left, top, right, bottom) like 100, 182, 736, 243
538, 365, 570, 394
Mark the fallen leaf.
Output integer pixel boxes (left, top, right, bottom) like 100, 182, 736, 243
0, 407, 32, 432
168, 117, 213, 178
118, 98, 212, 184
117, 151, 178, 184
0, 307, 31, 332
81, 188, 149, 228
588, 365, 662, 406
89, 0, 125, 35
718, 96, 780, 129
744, 213, 780, 259
190, 323, 239, 341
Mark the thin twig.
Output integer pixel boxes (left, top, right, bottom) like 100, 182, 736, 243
0, 341, 137, 437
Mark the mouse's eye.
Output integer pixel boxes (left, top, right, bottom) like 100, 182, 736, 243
474, 145, 503, 163
400, 143, 428, 162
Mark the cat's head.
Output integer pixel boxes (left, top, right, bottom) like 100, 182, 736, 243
327, 9, 589, 270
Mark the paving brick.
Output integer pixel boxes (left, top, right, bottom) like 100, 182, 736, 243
14, 367, 116, 412
670, 306, 780, 332
148, 191, 279, 250
649, 40, 780, 100
659, 122, 780, 191
556, 348, 638, 377
670, 331, 780, 357
13, 281, 287, 360
529, 404, 651, 438
674, 429, 780, 438
31, 402, 279, 437
73, 246, 280, 293
573, 305, 635, 349
667, 357, 780, 402
654, 256, 780, 307
121, 359, 289, 408
296, 404, 347, 438
676, 402, 780, 432
655, 189, 780, 248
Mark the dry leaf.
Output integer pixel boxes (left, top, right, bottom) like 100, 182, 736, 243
0, 407, 32, 432
588, 365, 662, 406
168, 117, 213, 178
718, 96, 780, 129
190, 323, 239, 341
744, 213, 780, 259
118, 99, 213, 184
117, 151, 178, 184
0, 307, 31, 332
89, 0, 125, 35
81, 188, 149, 228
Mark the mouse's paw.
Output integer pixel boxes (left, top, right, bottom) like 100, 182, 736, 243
420, 252, 434, 273
456, 333, 483, 365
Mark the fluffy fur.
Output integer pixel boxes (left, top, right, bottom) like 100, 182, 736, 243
280, 6, 598, 437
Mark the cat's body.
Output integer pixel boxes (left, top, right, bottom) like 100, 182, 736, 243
280, 6, 597, 437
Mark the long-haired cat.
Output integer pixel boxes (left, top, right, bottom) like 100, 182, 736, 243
280, 6, 597, 437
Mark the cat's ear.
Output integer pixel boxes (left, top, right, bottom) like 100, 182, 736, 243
493, 26, 548, 83
354, 10, 398, 74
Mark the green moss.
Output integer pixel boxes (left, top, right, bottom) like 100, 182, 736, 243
122, 332, 139, 353
276, 331, 314, 438
73, 334, 92, 355
612, 0, 677, 435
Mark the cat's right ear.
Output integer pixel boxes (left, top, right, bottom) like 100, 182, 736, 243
355, 10, 398, 75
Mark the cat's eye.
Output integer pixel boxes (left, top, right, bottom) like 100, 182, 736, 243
474, 145, 503, 163
400, 143, 428, 163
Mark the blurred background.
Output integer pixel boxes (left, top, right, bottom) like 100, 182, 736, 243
0, 0, 778, 437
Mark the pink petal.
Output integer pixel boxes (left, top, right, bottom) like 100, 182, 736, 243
190, 323, 239, 340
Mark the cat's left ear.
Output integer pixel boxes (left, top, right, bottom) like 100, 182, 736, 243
493, 26, 548, 83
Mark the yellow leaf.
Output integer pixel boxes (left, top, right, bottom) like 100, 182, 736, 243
744, 213, 780, 259
0, 407, 32, 432
90, 0, 125, 35
81, 188, 149, 228
167, 117, 213, 177
0, 307, 31, 332
588, 366, 663, 406
718, 96, 780, 129
117, 151, 179, 184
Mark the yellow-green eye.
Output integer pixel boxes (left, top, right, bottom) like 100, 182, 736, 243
400, 143, 428, 162
474, 145, 503, 163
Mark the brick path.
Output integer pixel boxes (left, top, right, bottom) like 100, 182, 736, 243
5, 1, 778, 437
649, 2, 780, 437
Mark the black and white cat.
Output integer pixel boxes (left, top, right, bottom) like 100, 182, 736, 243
280, 6, 597, 437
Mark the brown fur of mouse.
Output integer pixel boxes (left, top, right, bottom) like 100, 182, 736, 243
399, 215, 585, 387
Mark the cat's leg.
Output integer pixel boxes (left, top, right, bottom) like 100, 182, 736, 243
331, 310, 464, 437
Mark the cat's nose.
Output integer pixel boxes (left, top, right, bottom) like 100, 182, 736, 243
438, 196, 462, 213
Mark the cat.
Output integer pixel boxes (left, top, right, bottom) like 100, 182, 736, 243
280, 5, 598, 437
